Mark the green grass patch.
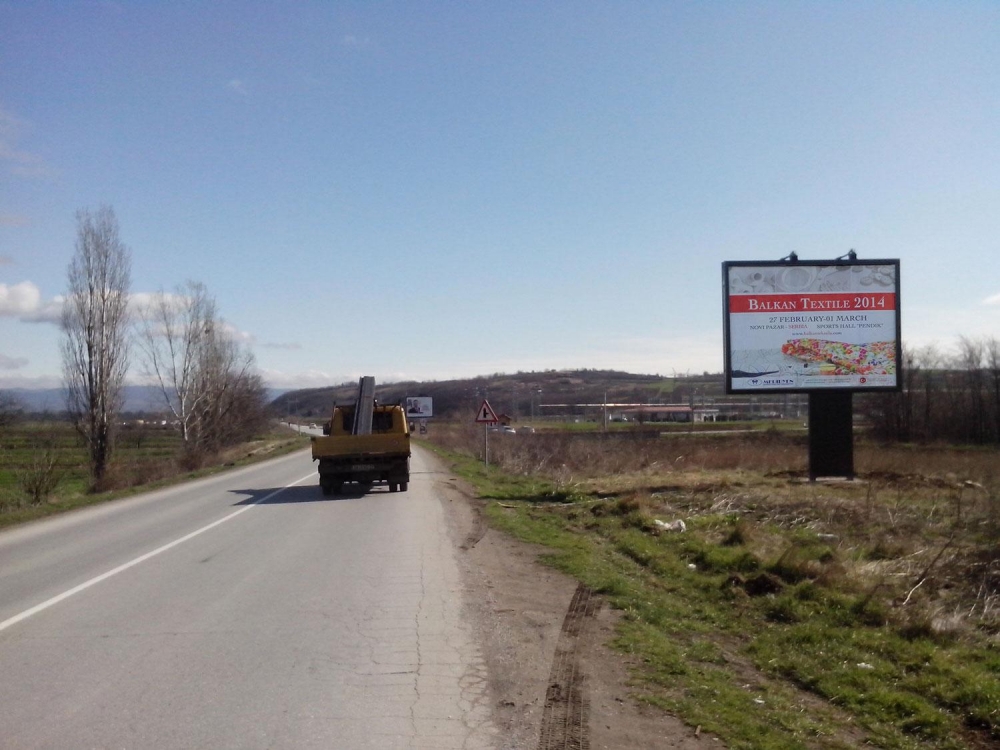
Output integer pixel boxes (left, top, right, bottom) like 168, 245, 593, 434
427, 437, 1000, 749
0, 421, 310, 528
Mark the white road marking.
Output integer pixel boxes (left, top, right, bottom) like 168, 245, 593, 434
0, 472, 316, 634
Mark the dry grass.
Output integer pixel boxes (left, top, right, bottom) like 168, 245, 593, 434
428, 422, 1000, 635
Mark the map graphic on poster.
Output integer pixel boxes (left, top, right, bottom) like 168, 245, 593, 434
724, 261, 901, 392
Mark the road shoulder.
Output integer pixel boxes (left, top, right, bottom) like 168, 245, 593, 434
428, 453, 706, 749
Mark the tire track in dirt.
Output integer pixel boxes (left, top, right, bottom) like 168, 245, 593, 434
537, 583, 601, 750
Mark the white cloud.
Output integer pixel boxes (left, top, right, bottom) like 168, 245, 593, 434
260, 341, 302, 351
128, 291, 189, 321
0, 281, 42, 316
0, 282, 121, 325
218, 320, 255, 344
0, 281, 63, 323
19, 296, 64, 324
984, 293, 1000, 306
0, 353, 29, 370
128, 293, 258, 345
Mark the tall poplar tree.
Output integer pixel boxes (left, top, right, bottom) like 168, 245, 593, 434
61, 206, 132, 487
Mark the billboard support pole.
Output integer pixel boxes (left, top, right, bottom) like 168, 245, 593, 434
808, 391, 854, 481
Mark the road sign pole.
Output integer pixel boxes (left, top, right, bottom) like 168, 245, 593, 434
474, 398, 499, 468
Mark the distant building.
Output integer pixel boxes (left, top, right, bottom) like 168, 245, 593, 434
618, 405, 720, 424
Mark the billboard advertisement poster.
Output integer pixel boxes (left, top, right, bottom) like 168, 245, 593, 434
723, 260, 901, 393
405, 397, 433, 418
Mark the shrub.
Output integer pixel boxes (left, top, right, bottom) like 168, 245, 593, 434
16, 434, 64, 505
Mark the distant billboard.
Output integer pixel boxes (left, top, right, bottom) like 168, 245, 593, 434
405, 397, 433, 418
723, 259, 902, 393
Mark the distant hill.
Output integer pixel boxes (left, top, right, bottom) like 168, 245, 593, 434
270, 370, 728, 420
3, 386, 162, 415
2, 387, 68, 414
4, 386, 289, 415
5, 370, 733, 420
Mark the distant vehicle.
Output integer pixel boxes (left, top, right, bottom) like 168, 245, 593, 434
419, 422, 428, 434
502, 425, 516, 434
309, 423, 317, 429
310, 377, 411, 495
519, 426, 535, 434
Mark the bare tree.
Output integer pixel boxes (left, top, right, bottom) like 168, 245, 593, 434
864, 338, 1000, 446
136, 281, 216, 444
61, 206, 132, 487
192, 323, 266, 455
138, 282, 269, 463
958, 336, 987, 443
987, 336, 1000, 444
914, 343, 943, 441
17, 431, 64, 506
0, 390, 23, 430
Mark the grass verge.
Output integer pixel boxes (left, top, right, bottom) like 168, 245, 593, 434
0, 422, 311, 529
422, 436, 1000, 750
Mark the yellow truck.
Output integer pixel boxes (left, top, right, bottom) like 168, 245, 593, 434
310, 402, 411, 496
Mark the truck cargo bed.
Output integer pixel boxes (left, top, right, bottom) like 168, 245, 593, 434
311, 433, 410, 460
310, 398, 411, 496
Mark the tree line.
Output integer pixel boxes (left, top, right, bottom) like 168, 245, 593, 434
863, 338, 1000, 444
60, 205, 270, 488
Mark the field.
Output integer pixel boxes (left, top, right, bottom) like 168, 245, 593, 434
424, 422, 1000, 749
0, 421, 309, 528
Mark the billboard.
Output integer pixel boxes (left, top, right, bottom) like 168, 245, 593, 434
405, 397, 433, 418
723, 259, 901, 393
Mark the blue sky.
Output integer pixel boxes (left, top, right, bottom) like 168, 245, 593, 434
2, 1, 998, 389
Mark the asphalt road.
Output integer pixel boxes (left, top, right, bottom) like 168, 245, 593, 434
0, 445, 497, 749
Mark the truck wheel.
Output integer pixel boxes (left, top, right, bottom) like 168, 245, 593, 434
389, 483, 398, 493
321, 481, 333, 497
332, 481, 343, 495
399, 481, 408, 492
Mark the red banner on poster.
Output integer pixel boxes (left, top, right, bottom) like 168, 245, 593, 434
729, 292, 895, 314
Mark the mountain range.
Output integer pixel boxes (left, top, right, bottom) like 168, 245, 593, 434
4, 386, 290, 415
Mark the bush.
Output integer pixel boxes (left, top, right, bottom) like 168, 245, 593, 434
16, 435, 63, 506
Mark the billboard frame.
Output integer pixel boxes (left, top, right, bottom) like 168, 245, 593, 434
405, 396, 434, 419
722, 257, 902, 395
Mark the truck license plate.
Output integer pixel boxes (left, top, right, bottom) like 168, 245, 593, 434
351, 464, 375, 471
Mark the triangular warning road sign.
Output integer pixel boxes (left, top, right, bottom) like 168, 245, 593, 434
475, 399, 499, 424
